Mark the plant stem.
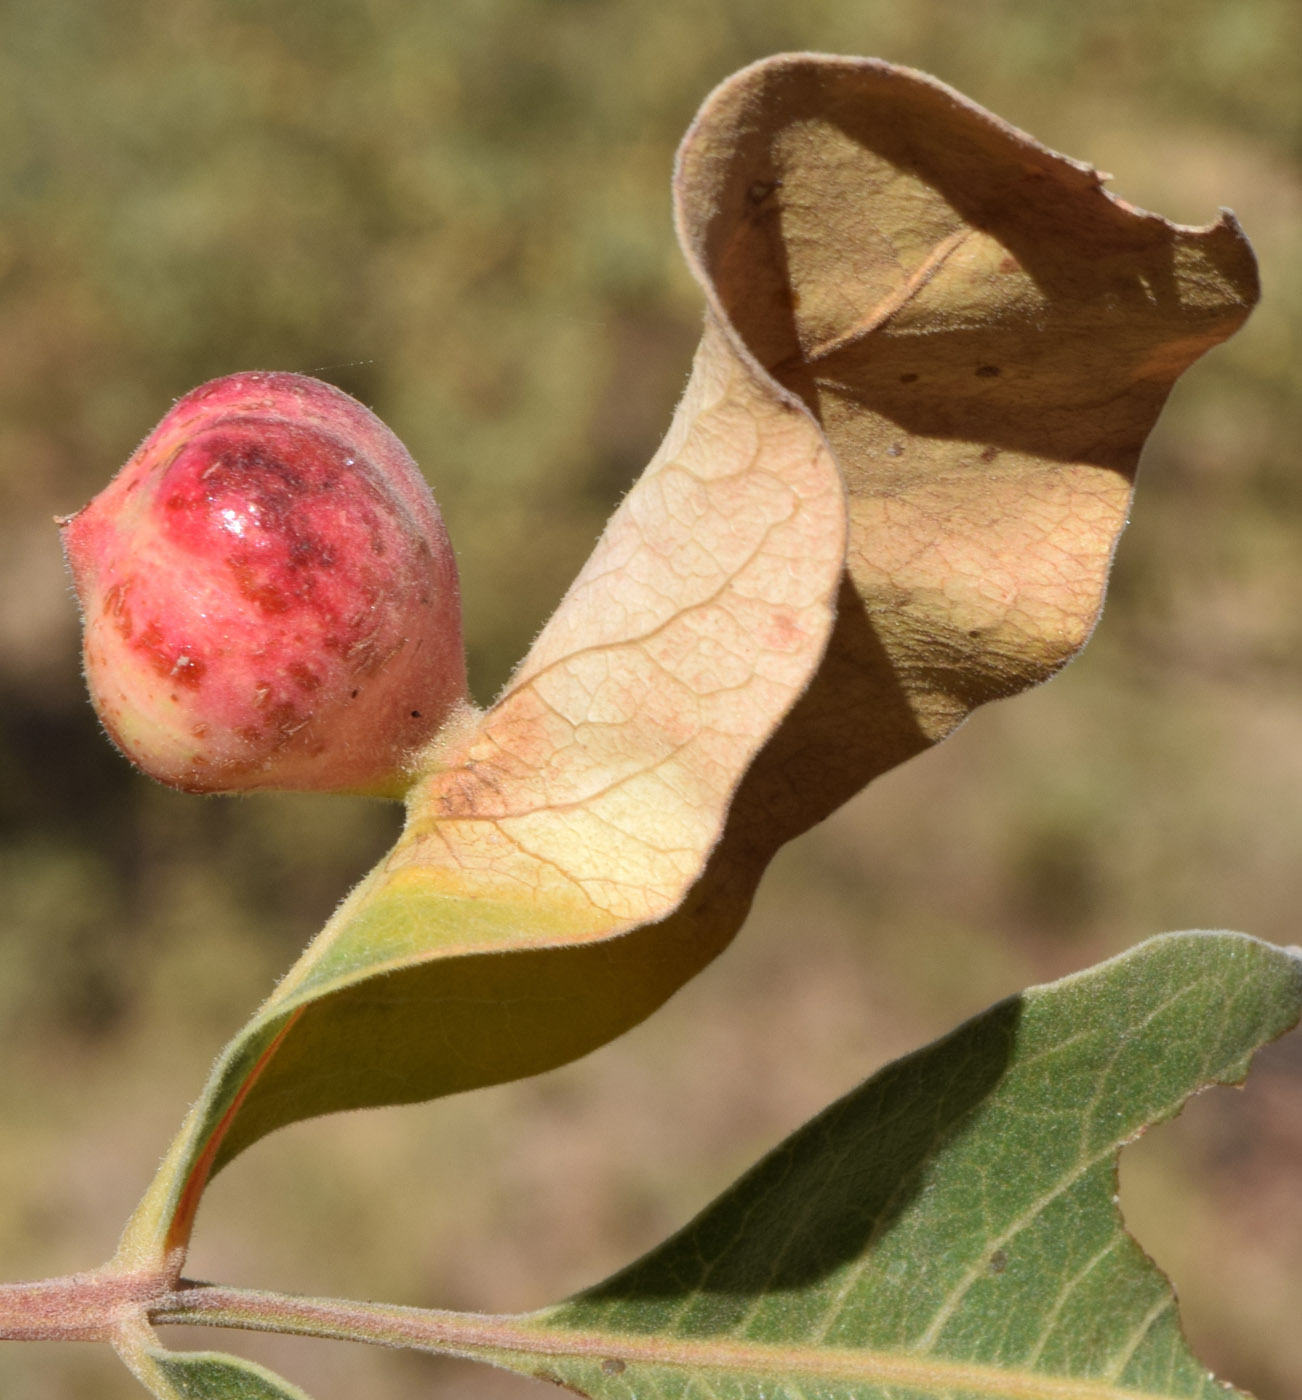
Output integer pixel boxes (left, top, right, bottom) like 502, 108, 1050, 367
9, 1274, 1191, 1400
0, 1268, 176, 1342
153, 1281, 544, 1363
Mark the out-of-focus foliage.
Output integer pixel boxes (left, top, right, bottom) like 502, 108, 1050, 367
0, 3, 1298, 1398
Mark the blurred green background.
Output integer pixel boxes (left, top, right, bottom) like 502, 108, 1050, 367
1, 1, 1300, 1396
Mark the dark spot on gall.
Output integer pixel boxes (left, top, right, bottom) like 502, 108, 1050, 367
980, 445, 998, 463
267, 701, 304, 739
886, 442, 904, 458
104, 583, 133, 639
289, 533, 333, 569
747, 178, 781, 205
899, 372, 918, 384
230, 560, 292, 615
975, 364, 1001, 378
989, 1248, 1008, 1274
170, 654, 205, 687
350, 689, 359, 699
133, 621, 205, 688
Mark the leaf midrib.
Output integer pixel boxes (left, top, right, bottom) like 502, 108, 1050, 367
160, 1286, 1191, 1400
502, 1316, 1187, 1400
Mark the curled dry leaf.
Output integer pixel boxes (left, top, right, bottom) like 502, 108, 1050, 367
116, 54, 1258, 1268
680, 55, 1259, 859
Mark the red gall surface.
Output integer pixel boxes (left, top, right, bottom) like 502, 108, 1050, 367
62, 372, 467, 796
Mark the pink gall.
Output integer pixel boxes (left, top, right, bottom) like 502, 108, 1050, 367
62, 371, 467, 796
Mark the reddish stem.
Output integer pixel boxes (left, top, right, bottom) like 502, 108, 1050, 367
0, 1265, 177, 1343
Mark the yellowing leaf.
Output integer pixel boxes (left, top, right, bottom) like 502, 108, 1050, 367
118, 306, 847, 1263
116, 54, 1258, 1270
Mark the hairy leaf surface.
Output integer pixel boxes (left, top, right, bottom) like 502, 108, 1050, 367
118, 55, 1258, 1268
118, 1340, 313, 1400
476, 933, 1301, 1399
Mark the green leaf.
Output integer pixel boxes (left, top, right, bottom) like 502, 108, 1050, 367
477, 932, 1301, 1399
116, 54, 1258, 1270
119, 1342, 313, 1400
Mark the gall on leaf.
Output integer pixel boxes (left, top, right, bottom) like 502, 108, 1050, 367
61, 372, 467, 797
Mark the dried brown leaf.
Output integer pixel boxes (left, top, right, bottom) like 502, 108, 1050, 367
117, 55, 1258, 1265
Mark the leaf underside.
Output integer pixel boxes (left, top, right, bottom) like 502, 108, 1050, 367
117, 54, 1259, 1268
472, 932, 1302, 1400
121, 1345, 313, 1400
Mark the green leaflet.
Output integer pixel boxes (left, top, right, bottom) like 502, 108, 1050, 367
476, 932, 1302, 1399
122, 1346, 312, 1400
